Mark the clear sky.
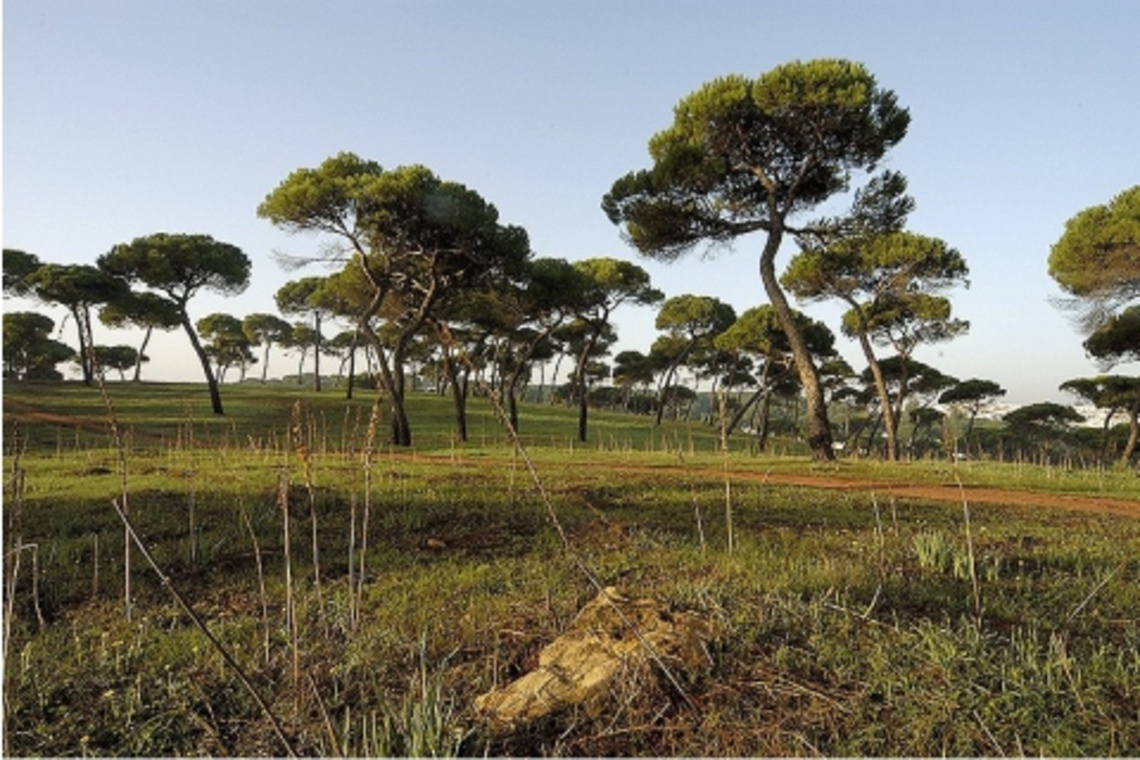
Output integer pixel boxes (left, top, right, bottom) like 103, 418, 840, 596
4, 0, 1138, 403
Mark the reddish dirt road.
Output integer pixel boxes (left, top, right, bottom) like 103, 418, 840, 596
577, 461, 1140, 520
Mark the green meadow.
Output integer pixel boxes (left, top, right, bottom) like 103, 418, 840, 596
4, 381, 1139, 756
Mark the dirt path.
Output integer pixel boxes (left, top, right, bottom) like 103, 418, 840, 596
572, 461, 1140, 520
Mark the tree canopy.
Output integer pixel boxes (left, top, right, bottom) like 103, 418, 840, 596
1082, 305, 1140, 368
3, 249, 44, 297
243, 313, 294, 384
604, 58, 910, 460
565, 257, 663, 442
939, 378, 1007, 442
98, 290, 182, 382
98, 233, 251, 414
783, 173, 969, 460
259, 153, 532, 445
3, 312, 74, 380
651, 294, 736, 425
27, 263, 130, 385
1048, 185, 1140, 308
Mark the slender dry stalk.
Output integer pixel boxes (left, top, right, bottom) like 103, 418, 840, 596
241, 507, 272, 666
290, 401, 322, 615
111, 496, 297, 757
712, 389, 736, 553
309, 674, 343, 758
870, 492, 886, 578
724, 474, 734, 555
277, 466, 300, 696
4, 545, 23, 664
1066, 560, 1125, 624
188, 471, 199, 566
28, 543, 45, 630
91, 532, 99, 599
953, 472, 982, 622
355, 392, 383, 632
690, 484, 707, 556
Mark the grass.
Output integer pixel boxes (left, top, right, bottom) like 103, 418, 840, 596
3, 380, 1140, 755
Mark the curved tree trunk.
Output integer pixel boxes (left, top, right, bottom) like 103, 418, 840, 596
757, 223, 833, 460
853, 329, 898, 460
181, 314, 224, 415
360, 326, 412, 446
1122, 404, 1139, 465
133, 326, 154, 382
388, 347, 412, 446
726, 386, 763, 438
654, 344, 693, 427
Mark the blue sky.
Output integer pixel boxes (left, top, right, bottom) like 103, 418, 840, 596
4, 0, 1138, 403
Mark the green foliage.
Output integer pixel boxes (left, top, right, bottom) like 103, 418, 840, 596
90, 345, 145, 381
604, 58, 910, 260
2, 312, 74, 380
716, 305, 835, 360
1048, 185, 1140, 303
98, 233, 251, 303
1083, 304, 1140, 366
196, 313, 255, 381
1004, 402, 1085, 431
940, 378, 1006, 407
99, 290, 182, 332
260, 152, 533, 444
98, 233, 252, 413
3, 248, 44, 296
27, 263, 132, 384
605, 58, 908, 462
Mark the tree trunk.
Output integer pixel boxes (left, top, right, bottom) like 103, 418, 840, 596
313, 313, 322, 392
388, 348, 412, 446
361, 326, 412, 446
344, 331, 359, 400
655, 344, 693, 426
757, 222, 833, 460
181, 315, 224, 415
1122, 404, 1139, 465
1099, 408, 1118, 461
443, 350, 468, 443
573, 335, 599, 443
756, 389, 775, 448
71, 307, 94, 386
726, 386, 764, 438
133, 326, 154, 382
964, 407, 979, 442
853, 328, 899, 461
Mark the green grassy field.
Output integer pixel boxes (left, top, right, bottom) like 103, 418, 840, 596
4, 381, 1139, 756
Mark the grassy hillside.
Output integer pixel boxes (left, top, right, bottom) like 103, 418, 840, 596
4, 381, 1139, 755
